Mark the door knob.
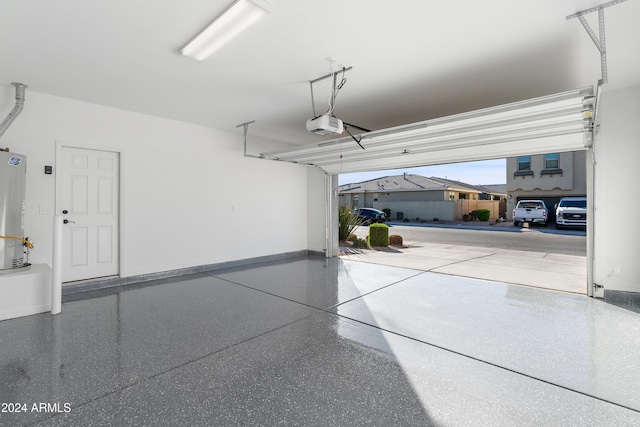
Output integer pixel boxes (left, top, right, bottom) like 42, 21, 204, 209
63, 219, 75, 224
62, 210, 68, 214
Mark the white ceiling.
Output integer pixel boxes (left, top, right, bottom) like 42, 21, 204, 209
1, 0, 638, 147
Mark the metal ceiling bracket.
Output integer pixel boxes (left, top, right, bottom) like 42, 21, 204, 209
236, 120, 323, 169
236, 120, 263, 159
309, 67, 353, 118
309, 66, 353, 85
567, 0, 628, 85
344, 126, 365, 150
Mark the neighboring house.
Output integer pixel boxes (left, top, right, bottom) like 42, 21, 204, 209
339, 173, 506, 221
506, 151, 586, 221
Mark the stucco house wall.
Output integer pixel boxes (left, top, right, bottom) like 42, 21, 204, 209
506, 150, 586, 220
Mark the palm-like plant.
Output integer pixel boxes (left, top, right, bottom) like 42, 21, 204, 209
338, 204, 364, 242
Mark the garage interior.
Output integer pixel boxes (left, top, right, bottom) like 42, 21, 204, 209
1, 0, 640, 424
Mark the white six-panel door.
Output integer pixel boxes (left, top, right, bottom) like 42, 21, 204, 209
60, 147, 119, 282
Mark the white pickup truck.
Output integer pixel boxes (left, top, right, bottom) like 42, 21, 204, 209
555, 197, 586, 229
512, 200, 548, 226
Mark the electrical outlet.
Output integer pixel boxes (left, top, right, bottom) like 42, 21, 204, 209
39, 205, 52, 215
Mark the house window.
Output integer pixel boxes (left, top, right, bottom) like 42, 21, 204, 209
541, 153, 563, 176
517, 156, 531, 171
449, 192, 455, 200
545, 153, 559, 169
514, 156, 534, 178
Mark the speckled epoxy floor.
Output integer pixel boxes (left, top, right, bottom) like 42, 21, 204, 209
1, 256, 639, 426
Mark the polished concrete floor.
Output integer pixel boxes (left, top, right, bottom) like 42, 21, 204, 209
1, 255, 639, 426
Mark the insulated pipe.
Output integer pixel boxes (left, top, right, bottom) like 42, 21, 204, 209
51, 216, 63, 315
0, 82, 28, 140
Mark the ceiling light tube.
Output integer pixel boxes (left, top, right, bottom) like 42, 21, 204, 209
180, 0, 271, 61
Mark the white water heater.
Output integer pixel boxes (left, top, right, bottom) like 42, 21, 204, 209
0, 151, 27, 271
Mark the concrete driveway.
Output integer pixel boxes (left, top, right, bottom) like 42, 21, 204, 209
341, 223, 587, 294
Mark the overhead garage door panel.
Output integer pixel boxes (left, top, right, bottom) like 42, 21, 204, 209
261, 87, 595, 174
318, 133, 587, 174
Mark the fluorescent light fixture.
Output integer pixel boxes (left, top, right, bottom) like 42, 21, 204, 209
180, 0, 271, 61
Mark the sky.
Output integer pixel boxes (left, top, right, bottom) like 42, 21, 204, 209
338, 158, 506, 186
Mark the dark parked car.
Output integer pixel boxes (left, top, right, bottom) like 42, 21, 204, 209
354, 208, 387, 224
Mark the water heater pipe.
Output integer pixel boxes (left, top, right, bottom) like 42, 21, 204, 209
0, 82, 28, 140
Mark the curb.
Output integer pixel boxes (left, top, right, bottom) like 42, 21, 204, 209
380, 221, 586, 236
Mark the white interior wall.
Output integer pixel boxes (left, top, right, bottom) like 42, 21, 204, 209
0, 87, 319, 278
593, 84, 640, 293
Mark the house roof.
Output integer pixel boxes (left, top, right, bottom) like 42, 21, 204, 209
339, 174, 505, 196
477, 184, 508, 195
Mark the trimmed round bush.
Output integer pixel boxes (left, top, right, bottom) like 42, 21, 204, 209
476, 209, 491, 221
369, 223, 389, 247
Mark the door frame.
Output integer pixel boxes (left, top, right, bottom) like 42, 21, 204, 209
55, 140, 125, 280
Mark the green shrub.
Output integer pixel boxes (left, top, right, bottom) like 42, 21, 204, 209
402, 218, 410, 223
433, 217, 439, 222
352, 238, 369, 249
338, 204, 364, 241
476, 209, 491, 221
369, 223, 389, 247
382, 208, 391, 217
